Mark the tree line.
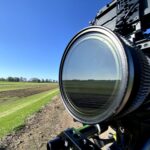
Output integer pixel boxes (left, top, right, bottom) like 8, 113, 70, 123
0, 77, 58, 83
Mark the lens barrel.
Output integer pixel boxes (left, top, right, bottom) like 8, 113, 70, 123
59, 26, 150, 124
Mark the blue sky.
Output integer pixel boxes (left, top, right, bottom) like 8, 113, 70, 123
0, 0, 111, 80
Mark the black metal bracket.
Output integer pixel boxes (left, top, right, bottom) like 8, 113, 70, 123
116, 0, 141, 35
47, 127, 100, 150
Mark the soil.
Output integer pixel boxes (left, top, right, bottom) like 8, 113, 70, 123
0, 95, 114, 150
0, 85, 57, 100
0, 95, 81, 150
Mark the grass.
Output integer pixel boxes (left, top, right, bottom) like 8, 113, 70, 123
0, 89, 59, 138
0, 81, 59, 138
0, 81, 58, 92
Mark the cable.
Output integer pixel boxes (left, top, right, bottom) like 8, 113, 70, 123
124, 1, 139, 20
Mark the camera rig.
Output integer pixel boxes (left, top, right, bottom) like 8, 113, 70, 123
91, 0, 150, 53
47, 0, 150, 150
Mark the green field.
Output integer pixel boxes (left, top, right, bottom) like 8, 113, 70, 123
0, 81, 58, 92
0, 81, 59, 138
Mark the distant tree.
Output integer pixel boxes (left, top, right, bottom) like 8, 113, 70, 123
7, 77, 14, 82
41, 79, 45, 83
51, 80, 57, 83
48, 79, 52, 83
4, 76, 58, 83
7, 77, 20, 82
14, 77, 20, 82
0, 78, 6, 81
19, 77, 27, 82
45, 79, 49, 83
23, 77, 27, 82
30, 78, 41, 83
38, 79, 41, 83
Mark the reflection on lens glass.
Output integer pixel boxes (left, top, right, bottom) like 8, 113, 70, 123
62, 33, 121, 117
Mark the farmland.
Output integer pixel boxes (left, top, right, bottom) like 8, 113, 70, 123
0, 81, 59, 138
63, 80, 120, 110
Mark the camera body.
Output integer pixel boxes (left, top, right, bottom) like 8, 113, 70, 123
91, 0, 150, 148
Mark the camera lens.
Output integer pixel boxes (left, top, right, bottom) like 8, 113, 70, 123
59, 26, 150, 124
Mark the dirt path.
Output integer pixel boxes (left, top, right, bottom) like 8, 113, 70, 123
0, 95, 81, 150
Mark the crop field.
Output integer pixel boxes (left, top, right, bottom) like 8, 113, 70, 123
63, 80, 120, 109
0, 81, 59, 138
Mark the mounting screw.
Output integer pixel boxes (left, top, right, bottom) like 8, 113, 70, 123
119, 127, 125, 133
64, 140, 68, 147
83, 139, 87, 145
